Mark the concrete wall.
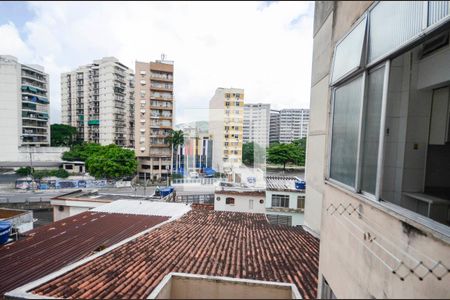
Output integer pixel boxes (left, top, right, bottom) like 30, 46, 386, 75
320, 184, 450, 298
214, 192, 266, 214
51, 199, 108, 221
151, 273, 299, 299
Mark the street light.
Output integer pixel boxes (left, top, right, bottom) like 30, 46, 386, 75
20, 135, 35, 192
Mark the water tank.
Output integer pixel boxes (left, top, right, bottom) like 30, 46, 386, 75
295, 180, 306, 190
0, 221, 12, 245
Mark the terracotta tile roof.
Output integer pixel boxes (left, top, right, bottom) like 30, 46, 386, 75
0, 211, 168, 296
31, 210, 319, 299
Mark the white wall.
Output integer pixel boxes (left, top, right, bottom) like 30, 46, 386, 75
214, 193, 266, 214
265, 190, 303, 210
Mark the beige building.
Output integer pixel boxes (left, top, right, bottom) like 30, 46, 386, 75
209, 88, 244, 173
135, 58, 174, 180
305, 1, 450, 298
61, 57, 135, 148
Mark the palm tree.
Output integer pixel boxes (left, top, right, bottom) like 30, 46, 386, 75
167, 129, 184, 184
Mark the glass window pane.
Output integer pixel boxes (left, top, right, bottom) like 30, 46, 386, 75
331, 17, 366, 84
361, 67, 385, 195
428, 1, 450, 26
330, 76, 363, 187
369, 1, 423, 62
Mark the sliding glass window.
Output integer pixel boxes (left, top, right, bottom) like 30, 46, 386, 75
330, 76, 363, 188
360, 66, 385, 195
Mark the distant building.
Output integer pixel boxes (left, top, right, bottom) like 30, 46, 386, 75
243, 103, 270, 148
61, 57, 135, 148
279, 109, 309, 143
208, 88, 244, 173
174, 128, 213, 175
0, 55, 67, 165
135, 58, 174, 181
269, 109, 281, 144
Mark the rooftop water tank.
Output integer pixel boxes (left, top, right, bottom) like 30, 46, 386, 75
0, 221, 12, 245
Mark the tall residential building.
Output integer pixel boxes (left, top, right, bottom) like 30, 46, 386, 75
269, 109, 281, 144
243, 103, 270, 148
209, 88, 244, 173
61, 57, 135, 147
306, 1, 449, 298
135, 58, 174, 180
0, 55, 50, 159
279, 109, 309, 143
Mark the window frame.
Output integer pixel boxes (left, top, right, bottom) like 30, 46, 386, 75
271, 194, 290, 208
225, 197, 235, 205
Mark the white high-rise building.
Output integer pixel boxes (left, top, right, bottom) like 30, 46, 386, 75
279, 109, 309, 143
0, 55, 50, 160
269, 109, 281, 144
61, 57, 135, 148
243, 103, 270, 149
209, 88, 244, 173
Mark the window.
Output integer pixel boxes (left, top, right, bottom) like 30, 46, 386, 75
331, 17, 367, 83
369, 1, 423, 62
330, 76, 363, 187
297, 196, 305, 210
271, 194, 289, 208
360, 66, 385, 195
226, 197, 235, 205
153, 165, 159, 170
321, 277, 337, 299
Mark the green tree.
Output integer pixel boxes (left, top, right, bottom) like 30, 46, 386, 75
62, 143, 103, 161
242, 142, 255, 166
85, 144, 137, 179
16, 167, 33, 176
167, 129, 185, 179
50, 124, 79, 147
267, 142, 304, 170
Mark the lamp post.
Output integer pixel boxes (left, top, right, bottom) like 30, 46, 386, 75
20, 135, 34, 192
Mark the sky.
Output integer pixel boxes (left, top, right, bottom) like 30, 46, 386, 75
0, 1, 314, 124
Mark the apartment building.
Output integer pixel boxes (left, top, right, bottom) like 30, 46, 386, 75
0, 55, 50, 153
279, 109, 309, 143
269, 109, 281, 144
306, 1, 450, 298
172, 124, 213, 175
243, 103, 270, 148
209, 88, 244, 173
61, 57, 135, 148
135, 58, 174, 180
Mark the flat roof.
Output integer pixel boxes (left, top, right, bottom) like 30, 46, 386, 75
266, 176, 304, 192
28, 210, 319, 299
0, 211, 169, 296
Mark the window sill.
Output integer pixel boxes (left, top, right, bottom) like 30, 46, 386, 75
325, 179, 450, 244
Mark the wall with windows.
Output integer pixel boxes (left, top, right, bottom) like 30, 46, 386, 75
214, 192, 265, 214
307, 1, 450, 298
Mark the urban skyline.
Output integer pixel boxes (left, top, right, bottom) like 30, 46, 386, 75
0, 1, 313, 125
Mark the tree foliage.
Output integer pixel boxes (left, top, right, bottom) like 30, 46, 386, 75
50, 124, 79, 147
15, 167, 69, 179
242, 142, 265, 167
267, 138, 306, 170
62, 143, 103, 161
85, 144, 137, 179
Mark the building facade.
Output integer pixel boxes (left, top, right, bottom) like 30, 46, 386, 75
0, 56, 70, 164
61, 57, 135, 148
269, 109, 281, 144
135, 59, 174, 180
279, 109, 309, 143
306, 1, 450, 298
208, 88, 244, 173
243, 103, 270, 148
174, 128, 213, 175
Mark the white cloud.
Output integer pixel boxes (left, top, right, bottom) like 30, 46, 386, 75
1, 1, 314, 124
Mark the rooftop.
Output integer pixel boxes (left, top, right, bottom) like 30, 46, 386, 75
266, 176, 304, 192
0, 211, 169, 296
26, 210, 319, 299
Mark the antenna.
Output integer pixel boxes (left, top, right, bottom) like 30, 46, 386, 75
161, 53, 166, 61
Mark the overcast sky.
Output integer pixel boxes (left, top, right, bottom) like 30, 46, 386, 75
0, 1, 314, 124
